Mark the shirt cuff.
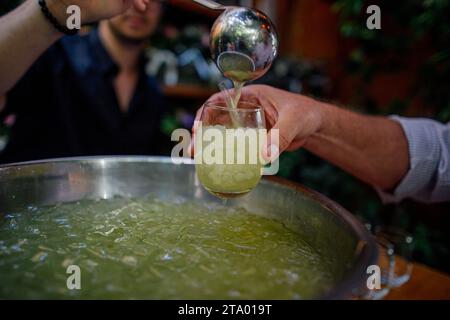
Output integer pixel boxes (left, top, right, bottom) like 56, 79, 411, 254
376, 116, 442, 204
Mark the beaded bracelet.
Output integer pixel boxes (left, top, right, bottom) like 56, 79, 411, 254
38, 0, 79, 36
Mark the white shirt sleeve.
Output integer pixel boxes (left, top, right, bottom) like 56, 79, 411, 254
377, 117, 450, 204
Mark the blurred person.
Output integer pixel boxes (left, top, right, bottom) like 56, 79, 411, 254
0, 0, 167, 163
198, 85, 450, 203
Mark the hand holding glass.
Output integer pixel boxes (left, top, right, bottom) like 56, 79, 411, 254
195, 101, 266, 199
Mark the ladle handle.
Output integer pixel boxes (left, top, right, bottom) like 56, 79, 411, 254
192, 0, 226, 10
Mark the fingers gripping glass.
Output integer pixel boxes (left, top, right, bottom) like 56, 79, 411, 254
194, 101, 267, 199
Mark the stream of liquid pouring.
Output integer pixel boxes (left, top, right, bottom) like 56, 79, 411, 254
230, 81, 245, 129
219, 80, 245, 128
232, 81, 245, 110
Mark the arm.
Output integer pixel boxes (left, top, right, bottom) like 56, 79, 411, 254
252, 86, 450, 203
377, 117, 450, 203
201, 85, 410, 191
304, 102, 410, 191
0, 0, 149, 96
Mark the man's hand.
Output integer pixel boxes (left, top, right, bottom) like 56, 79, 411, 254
194, 85, 410, 190
194, 85, 325, 160
47, 0, 149, 24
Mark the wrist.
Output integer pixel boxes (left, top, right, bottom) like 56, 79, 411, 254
292, 95, 328, 136
39, 0, 80, 36
43, 0, 69, 27
302, 101, 332, 151
314, 101, 332, 134
27, 0, 63, 40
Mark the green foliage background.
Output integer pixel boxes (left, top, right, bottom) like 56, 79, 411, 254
333, 0, 450, 122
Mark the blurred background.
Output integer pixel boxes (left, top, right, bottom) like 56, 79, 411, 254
1, 0, 449, 273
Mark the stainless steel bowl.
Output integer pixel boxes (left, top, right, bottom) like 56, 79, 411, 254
0, 157, 377, 299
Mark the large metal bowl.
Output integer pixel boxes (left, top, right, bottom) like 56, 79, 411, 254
0, 157, 377, 299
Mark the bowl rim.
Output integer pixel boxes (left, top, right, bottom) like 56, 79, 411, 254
264, 175, 378, 299
0, 155, 378, 300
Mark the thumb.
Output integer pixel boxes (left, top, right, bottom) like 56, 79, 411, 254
133, 0, 149, 12
264, 113, 299, 162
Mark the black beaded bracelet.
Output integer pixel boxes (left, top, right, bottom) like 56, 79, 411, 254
38, 0, 79, 36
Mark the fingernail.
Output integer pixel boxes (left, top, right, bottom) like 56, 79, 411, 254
262, 145, 270, 164
269, 144, 280, 162
263, 144, 279, 163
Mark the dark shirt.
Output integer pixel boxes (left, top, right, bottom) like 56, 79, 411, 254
0, 29, 166, 164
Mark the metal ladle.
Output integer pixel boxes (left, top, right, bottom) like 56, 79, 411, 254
193, 0, 279, 83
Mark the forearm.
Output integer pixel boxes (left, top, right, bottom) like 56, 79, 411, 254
0, 0, 63, 95
304, 102, 410, 190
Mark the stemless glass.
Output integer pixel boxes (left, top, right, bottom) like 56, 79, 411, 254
195, 100, 266, 199
365, 237, 396, 300
375, 227, 415, 288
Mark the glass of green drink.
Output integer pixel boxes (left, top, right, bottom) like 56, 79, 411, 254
195, 101, 267, 199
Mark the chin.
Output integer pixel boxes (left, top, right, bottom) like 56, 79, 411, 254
114, 26, 153, 44
123, 31, 150, 41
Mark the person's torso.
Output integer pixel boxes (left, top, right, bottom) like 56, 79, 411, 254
0, 30, 166, 164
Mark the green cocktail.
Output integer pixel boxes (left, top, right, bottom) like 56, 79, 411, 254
195, 101, 266, 199
0, 197, 336, 299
